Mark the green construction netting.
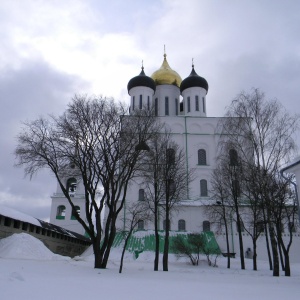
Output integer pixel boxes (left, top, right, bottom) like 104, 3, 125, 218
112, 231, 221, 256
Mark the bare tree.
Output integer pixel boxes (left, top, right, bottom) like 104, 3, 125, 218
208, 166, 233, 269
141, 131, 193, 271
236, 164, 265, 271
119, 202, 151, 274
15, 95, 158, 269
267, 173, 298, 276
219, 88, 299, 276
210, 148, 246, 270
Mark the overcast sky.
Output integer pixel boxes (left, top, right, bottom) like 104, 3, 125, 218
1, 0, 300, 221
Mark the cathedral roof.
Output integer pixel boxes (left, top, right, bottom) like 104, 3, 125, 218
151, 54, 182, 88
127, 67, 156, 93
180, 65, 208, 94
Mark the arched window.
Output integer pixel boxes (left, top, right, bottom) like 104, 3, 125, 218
200, 179, 208, 197
202, 97, 206, 113
187, 96, 191, 112
56, 205, 66, 220
166, 148, 175, 165
232, 179, 241, 197
132, 96, 135, 111
155, 98, 158, 116
203, 220, 210, 232
168, 179, 175, 195
229, 149, 238, 166
195, 95, 199, 111
139, 95, 143, 109
198, 149, 207, 165
71, 206, 80, 220
163, 220, 171, 231
175, 98, 178, 115
137, 220, 144, 230
67, 178, 77, 197
138, 189, 145, 201
147, 96, 150, 110
165, 97, 169, 115
178, 219, 186, 231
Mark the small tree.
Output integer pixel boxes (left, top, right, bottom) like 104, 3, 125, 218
172, 234, 204, 266
119, 201, 151, 273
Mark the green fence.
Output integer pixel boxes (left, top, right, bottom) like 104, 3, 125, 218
112, 231, 221, 255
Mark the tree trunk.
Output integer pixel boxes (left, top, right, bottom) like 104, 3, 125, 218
101, 221, 117, 269
224, 218, 231, 269
284, 251, 291, 276
154, 204, 160, 271
93, 236, 102, 269
237, 227, 245, 270
264, 226, 273, 270
278, 236, 291, 277
278, 242, 285, 271
253, 240, 257, 271
162, 206, 170, 271
235, 211, 245, 269
269, 225, 280, 276
119, 231, 131, 274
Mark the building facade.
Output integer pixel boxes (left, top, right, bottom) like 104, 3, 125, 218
122, 53, 220, 233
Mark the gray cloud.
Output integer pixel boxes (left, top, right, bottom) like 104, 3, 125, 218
0, 59, 89, 219
0, 0, 300, 220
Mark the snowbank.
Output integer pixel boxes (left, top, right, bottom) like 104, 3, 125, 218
0, 233, 69, 260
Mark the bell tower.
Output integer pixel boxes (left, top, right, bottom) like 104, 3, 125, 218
49, 166, 86, 235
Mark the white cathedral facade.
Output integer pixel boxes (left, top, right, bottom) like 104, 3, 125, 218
123, 53, 219, 233
49, 53, 300, 261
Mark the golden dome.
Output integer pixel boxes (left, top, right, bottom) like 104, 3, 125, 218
151, 54, 182, 88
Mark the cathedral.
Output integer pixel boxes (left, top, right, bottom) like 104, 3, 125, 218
123, 52, 219, 233
49, 52, 300, 262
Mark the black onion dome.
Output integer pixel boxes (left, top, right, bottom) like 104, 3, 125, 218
127, 68, 156, 93
180, 67, 209, 93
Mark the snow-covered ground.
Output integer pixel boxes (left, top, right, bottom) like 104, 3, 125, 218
0, 233, 299, 300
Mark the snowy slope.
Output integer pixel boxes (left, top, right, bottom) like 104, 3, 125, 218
0, 233, 299, 300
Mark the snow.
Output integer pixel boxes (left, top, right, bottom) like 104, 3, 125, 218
0, 205, 40, 226
0, 233, 69, 260
0, 233, 299, 300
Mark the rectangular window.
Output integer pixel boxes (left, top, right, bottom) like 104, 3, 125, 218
202, 97, 206, 113
132, 96, 135, 111
165, 97, 169, 115
195, 95, 199, 111
187, 97, 190, 113
13, 220, 21, 229
4, 217, 11, 227
147, 96, 150, 110
22, 222, 28, 231
175, 98, 178, 115
155, 98, 158, 116
139, 189, 145, 201
139, 95, 142, 109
